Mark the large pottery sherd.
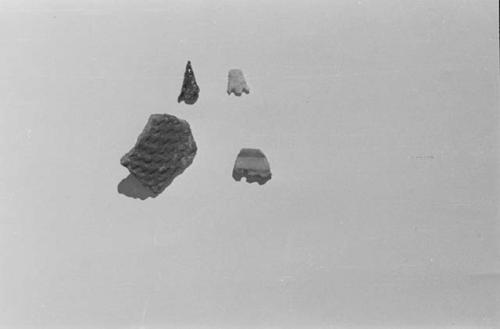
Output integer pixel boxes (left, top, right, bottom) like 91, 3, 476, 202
120, 114, 197, 197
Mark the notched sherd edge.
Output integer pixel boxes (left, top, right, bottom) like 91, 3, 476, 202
232, 148, 271, 185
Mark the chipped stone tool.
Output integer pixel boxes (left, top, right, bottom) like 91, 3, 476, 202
227, 69, 250, 96
178, 61, 200, 104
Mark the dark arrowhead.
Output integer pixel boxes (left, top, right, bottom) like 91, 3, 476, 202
120, 114, 197, 197
177, 61, 200, 105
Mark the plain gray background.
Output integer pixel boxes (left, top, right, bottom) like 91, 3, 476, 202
0, 0, 499, 328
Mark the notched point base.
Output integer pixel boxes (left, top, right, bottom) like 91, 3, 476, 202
226, 89, 250, 97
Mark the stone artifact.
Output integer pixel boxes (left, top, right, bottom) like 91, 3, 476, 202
117, 174, 156, 200
120, 114, 197, 197
227, 69, 250, 96
177, 61, 200, 104
232, 148, 271, 185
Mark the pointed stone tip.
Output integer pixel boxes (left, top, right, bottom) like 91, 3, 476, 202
178, 61, 199, 104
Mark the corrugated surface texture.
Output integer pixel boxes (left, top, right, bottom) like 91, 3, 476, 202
120, 114, 197, 196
